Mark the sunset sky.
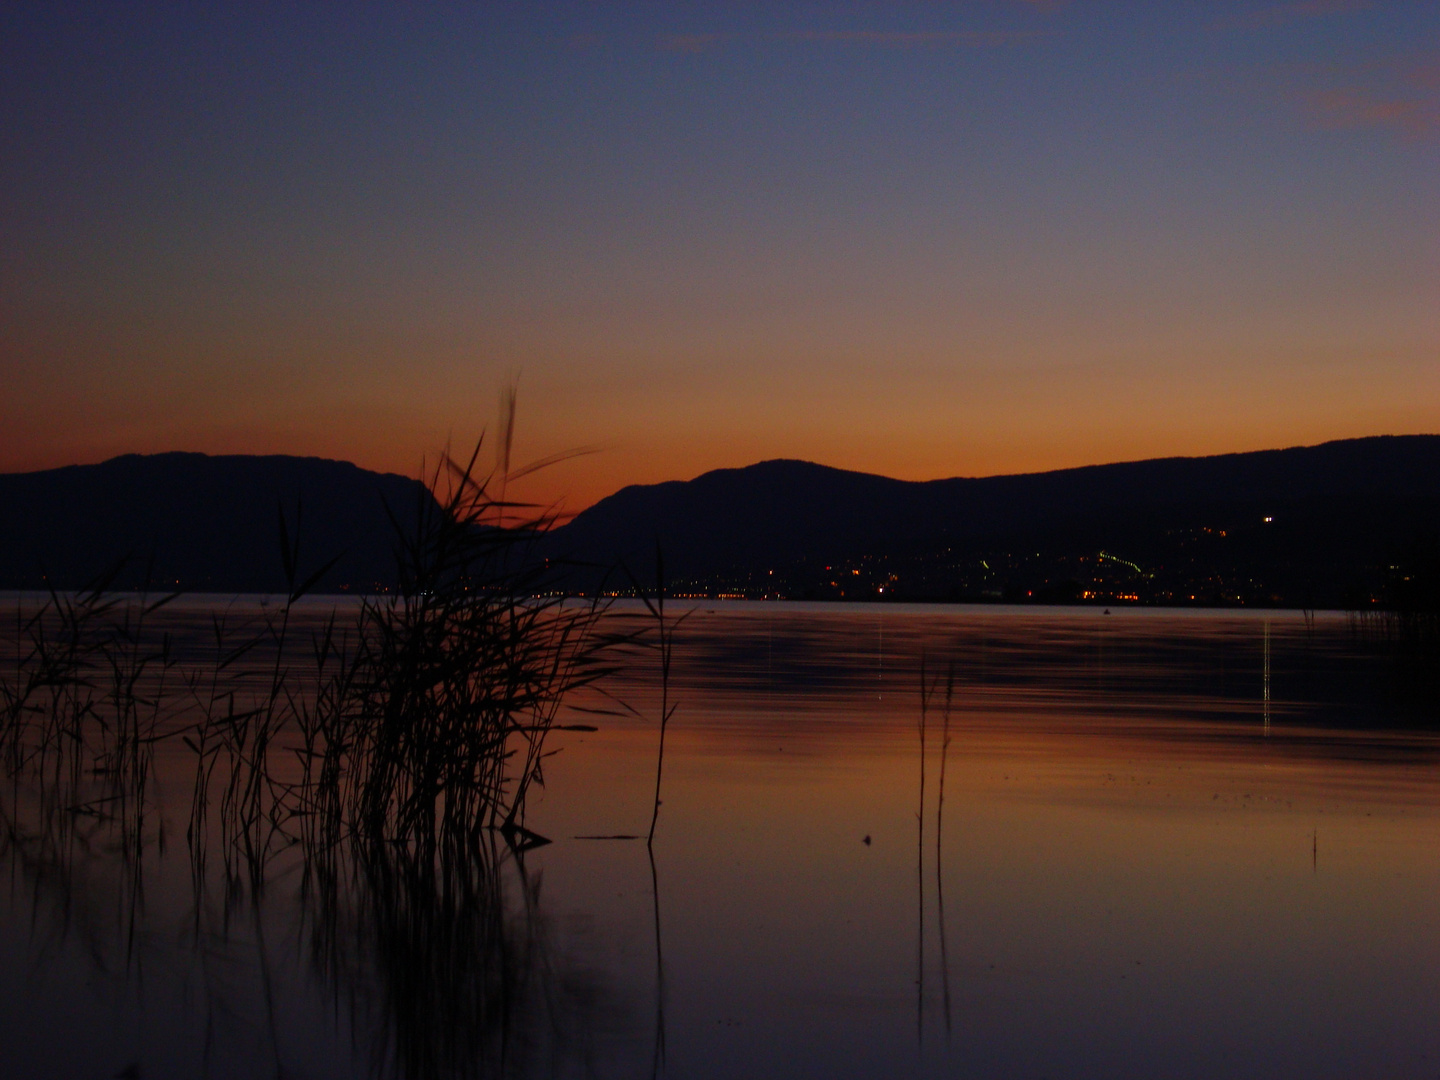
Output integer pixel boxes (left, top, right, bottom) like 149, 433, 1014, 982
2, 1, 1437, 511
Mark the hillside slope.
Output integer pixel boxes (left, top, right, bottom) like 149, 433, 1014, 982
0, 453, 435, 592
548, 436, 1440, 604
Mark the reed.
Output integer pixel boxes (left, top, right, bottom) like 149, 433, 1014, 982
1, 430, 620, 893
633, 544, 687, 847
0, 577, 182, 865
336, 444, 612, 855
0, 406, 679, 1080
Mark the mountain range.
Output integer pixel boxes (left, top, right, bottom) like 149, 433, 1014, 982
2, 436, 1438, 604
548, 435, 1440, 605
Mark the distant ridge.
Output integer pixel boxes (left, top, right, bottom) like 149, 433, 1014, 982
5, 437, 1439, 603
547, 435, 1440, 605
0, 452, 436, 592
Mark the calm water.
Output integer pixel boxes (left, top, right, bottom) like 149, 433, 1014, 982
2, 601, 1438, 1079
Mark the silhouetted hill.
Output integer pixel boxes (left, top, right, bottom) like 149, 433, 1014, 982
8, 438, 1439, 604
548, 436, 1440, 606
0, 453, 435, 592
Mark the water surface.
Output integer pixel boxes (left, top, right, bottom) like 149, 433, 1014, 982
2, 602, 1436, 1079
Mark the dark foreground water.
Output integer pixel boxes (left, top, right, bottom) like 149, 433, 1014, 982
2, 601, 1437, 1079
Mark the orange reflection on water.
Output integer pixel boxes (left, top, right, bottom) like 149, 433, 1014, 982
3, 600, 1438, 1079
523, 605, 1440, 1078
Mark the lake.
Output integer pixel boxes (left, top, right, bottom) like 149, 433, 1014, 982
2, 600, 1437, 1079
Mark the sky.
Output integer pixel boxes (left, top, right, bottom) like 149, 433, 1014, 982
2, 1, 1437, 511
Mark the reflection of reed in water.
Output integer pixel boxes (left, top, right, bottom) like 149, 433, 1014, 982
916, 656, 957, 1048
1350, 537, 1440, 718
648, 844, 667, 1080
936, 664, 954, 1040
916, 653, 928, 1045
1, 788, 637, 1079
303, 835, 630, 1080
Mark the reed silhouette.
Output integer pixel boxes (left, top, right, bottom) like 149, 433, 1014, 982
0, 420, 646, 1078
623, 544, 691, 847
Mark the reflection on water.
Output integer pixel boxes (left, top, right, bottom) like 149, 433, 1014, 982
0, 786, 637, 1079
3, 601, 1440, 1078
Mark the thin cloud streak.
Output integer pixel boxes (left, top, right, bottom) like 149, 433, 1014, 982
656, 29, 1044, 53
1209, 47, 1440, 141
775, 30, 1043, 47
1294, 87, 1435, 137
657, 33, 731, 54
1213, 0, 1372, 32
1287, 49, 1440, 138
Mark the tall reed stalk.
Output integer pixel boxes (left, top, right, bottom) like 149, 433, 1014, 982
0, 420, 640, 1080
1, 432, 618, 890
